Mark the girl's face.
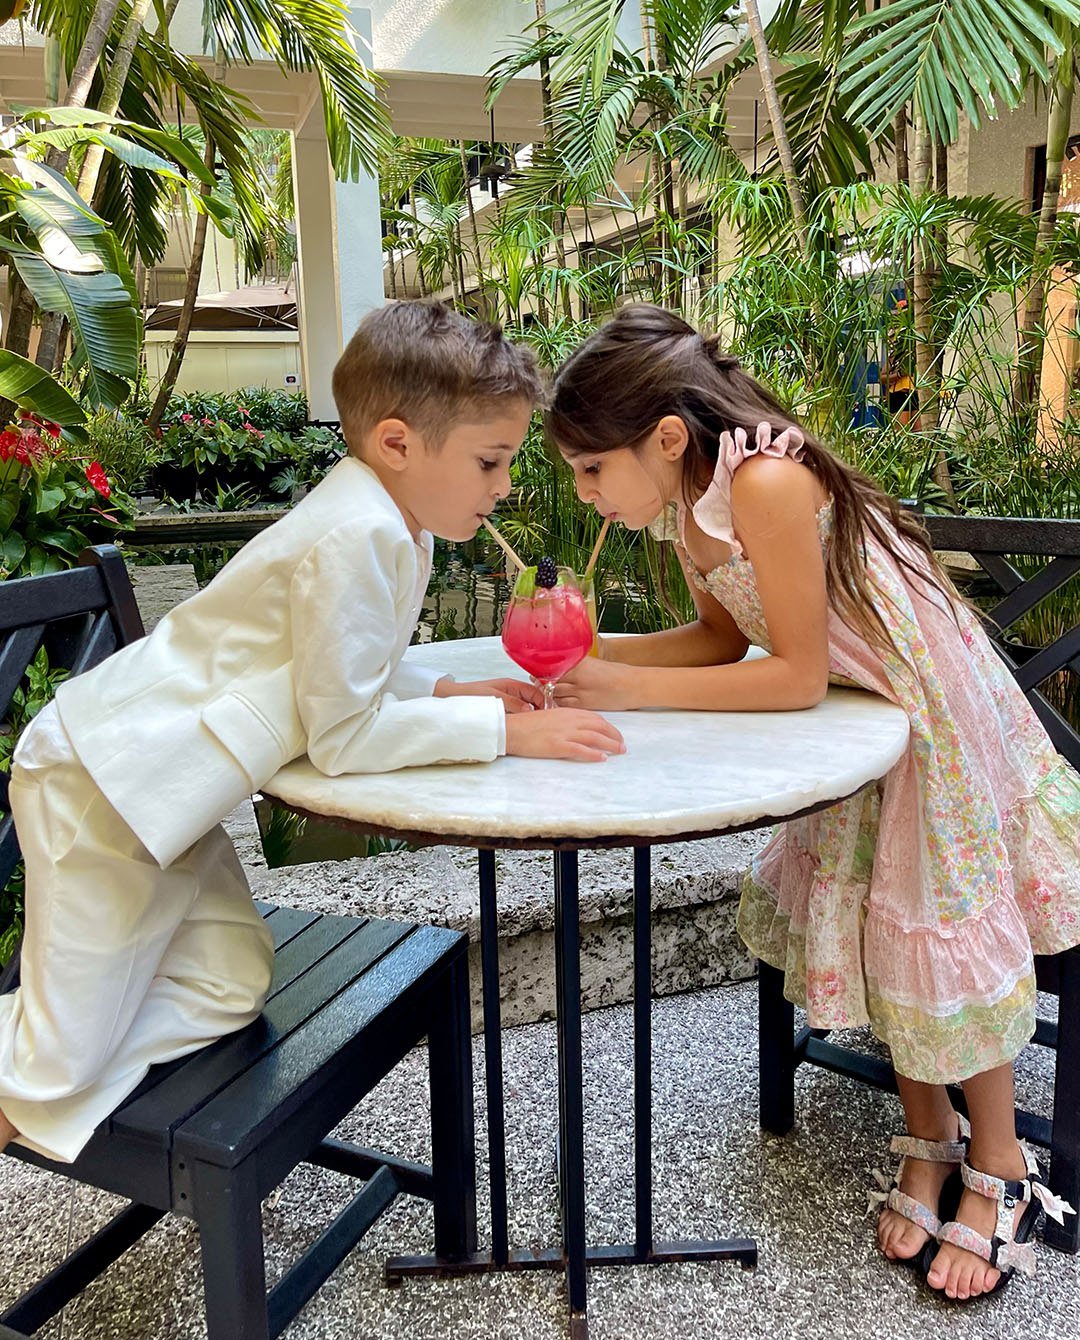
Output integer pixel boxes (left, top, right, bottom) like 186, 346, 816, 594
560, 416, 688, 531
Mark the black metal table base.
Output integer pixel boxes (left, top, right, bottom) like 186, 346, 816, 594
387, 845, 757, 1335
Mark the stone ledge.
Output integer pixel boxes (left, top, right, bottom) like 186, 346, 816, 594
241, 834, 764, 1029
243, 833, 765, 941
129, 563, 199, 632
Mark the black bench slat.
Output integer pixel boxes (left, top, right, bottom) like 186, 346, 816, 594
973, 551, 1024, 595
0, 625, 45, 717
113, 916, 414, 1145
262, 905, 322, 950
68, 611, 118, 678
1015, 624, 1080, 693
109, 914, 372, 1134
176, 924, 458, 1167
989, 555, 1080, 631
0, 565, 108, 628
261, 912, 370, 996
923, 514, 1080, 557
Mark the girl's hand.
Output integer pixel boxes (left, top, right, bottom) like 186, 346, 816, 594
552, 656, 639, 711
435, 677, 544, 713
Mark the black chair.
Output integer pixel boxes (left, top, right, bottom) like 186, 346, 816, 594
0, 545, 477, 1338
759, 514, 1080, 1253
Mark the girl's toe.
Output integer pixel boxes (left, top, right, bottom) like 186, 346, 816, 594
926, 1245, 949, 1290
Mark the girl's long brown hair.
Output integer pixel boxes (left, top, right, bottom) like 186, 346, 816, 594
546, 304, 958, 662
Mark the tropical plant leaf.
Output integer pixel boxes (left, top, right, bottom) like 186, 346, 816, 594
0, 350, 86, 430
544, 0, 628, 94
94, 154, 171, 268
0, 244, 138, 408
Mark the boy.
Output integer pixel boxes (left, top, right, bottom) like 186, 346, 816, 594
0, 302, 623, 1164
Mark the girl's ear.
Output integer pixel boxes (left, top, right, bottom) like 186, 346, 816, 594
655, 414, 689, 462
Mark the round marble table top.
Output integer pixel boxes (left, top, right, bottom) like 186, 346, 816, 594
263, 637, 910, 849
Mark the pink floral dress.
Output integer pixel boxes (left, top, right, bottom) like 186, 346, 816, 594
654, 424, 1080, 1084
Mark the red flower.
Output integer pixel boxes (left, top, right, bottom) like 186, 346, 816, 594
18, 411, 42, 426
200, 417, 215, 427
20, 431, 45, 463
243, 422, 264, 438
0, 429, 19, 462
181, 413, 194, 423
85, 461, 111, 498
44, 422, 61, 439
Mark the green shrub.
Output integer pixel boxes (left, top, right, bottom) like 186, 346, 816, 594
154, 417, 341, 502
85, 409, 162, 494
166, 387, 309, 434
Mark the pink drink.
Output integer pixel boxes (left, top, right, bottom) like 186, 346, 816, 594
502, 585, 594, 686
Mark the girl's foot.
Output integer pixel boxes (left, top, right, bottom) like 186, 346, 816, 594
875, 1114, 966, 1263
927, 1144, 1028, 1298
0, 1106, 17, 1154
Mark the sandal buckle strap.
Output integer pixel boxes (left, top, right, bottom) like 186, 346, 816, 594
890, 1134, 967, 1163
887, 1188, 942, 1236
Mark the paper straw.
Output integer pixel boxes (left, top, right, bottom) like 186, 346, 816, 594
583, 515, 611, 579
480, 516, 526, 572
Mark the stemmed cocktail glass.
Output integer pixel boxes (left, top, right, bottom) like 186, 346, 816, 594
501, 559, 594, 710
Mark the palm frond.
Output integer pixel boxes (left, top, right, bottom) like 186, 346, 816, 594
200, 0, 390, 177
839, 0, 1080, 143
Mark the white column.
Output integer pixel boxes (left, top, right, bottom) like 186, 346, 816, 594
292, 7, 383, 420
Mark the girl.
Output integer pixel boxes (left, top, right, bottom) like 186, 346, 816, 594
547, 304, 1079, 1301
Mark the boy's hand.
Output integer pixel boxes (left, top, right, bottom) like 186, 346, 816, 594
552, 656, 639, 711
506, 708, 625, 762
435, 676, 544, 713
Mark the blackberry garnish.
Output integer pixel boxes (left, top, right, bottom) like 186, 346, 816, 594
536, 556, 558, 588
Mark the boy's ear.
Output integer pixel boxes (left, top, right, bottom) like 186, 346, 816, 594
371, 418, 415, 473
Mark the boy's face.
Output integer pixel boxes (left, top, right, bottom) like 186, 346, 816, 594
385, 399, 533, 542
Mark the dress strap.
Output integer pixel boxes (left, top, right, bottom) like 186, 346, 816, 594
688, 421, 806, 557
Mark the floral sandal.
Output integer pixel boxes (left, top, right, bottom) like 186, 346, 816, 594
933, 1143, 1076, 1295
869, 1115, 969, 1275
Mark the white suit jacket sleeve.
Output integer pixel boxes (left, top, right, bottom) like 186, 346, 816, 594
384, 657, 444, 699
291, 518, 505, 775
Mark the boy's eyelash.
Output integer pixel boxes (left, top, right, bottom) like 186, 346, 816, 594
480, 459, 498, 471
584, 463, 600, 475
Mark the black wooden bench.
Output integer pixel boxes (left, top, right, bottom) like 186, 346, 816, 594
759, 513, 1080, 1253
0, 546, 477, 1338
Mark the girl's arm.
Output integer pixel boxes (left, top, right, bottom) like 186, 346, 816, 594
601, 546, 750, 667
556, 456, 831, 712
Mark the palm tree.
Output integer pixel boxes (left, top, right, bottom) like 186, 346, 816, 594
742, 0, 809, 253
1016, 20, 1076, 406
838, 0, 1080, 412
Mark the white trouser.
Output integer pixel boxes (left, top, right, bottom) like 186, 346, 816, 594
0, 702, 274, 1163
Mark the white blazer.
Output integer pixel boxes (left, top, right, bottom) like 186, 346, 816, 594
55, 456, 505, 868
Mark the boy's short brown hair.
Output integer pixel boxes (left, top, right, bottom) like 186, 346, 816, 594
332, 301, 547, 447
